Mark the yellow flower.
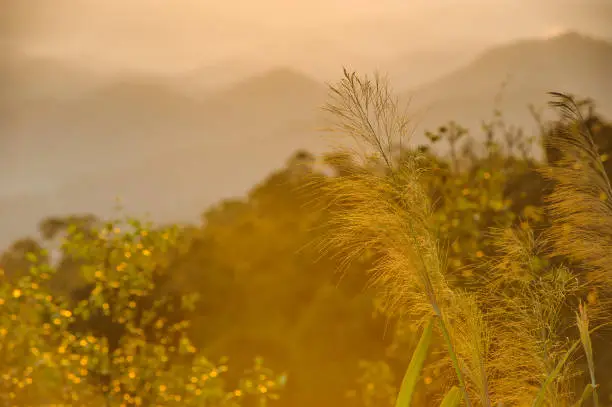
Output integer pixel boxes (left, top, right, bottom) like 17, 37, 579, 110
142, 249, 151, 257
587, 291, 598, 305
475, 250, 484, 258
60, 309, 72, 318
424, 376, 433, 385
12, 289, 22, 298
483, 172, 491, 179
159, 384, 167, 393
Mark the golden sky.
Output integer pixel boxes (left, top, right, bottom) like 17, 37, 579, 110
4, 0, 612, 72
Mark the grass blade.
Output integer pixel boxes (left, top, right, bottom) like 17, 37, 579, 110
572, 384, 596, 407
576, 303, 599, 407
532, 322, 612, 407
440, 386, 462, 407
394, 317, 434, 407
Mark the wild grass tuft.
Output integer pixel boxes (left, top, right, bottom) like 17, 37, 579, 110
483, 226, 580, 405
540, 92, 612, 320
319, 71, 611, 406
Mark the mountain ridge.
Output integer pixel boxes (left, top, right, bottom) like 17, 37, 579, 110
400, 31, 612, 141
2, 31, 612, 250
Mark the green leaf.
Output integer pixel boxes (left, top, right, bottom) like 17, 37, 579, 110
439, 386, 462, 407
394, 317, 434, 407
532, 337, 580, 407
572, 384, 595, 407
532, 322, 612, 407
25, 252, 38, 263
181, 292, 200, 311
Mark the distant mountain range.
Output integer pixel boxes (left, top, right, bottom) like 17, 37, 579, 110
1, 31, 611, 249
405, 32, 612, 138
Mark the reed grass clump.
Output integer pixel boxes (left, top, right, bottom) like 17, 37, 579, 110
320, 70, 611, 406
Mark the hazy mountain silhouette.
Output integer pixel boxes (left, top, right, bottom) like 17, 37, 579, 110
2, 32, 611, 249
171, 58, 273, 95
403, 32, 612, 141
201, 68, 326, 132
0, 67, 329, 248
383, 48, 480, 90
0, 52, 114, 105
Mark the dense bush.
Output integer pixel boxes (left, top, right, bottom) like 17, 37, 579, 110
0, 219, 285, 406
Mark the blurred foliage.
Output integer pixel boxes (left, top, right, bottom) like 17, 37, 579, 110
1, 97, 612, 406
0, 218, 285, 406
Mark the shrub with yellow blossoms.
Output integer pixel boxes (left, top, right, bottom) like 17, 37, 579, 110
0, 217, 285, 406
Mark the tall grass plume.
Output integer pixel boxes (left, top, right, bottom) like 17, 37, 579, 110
318, 71, 610, 406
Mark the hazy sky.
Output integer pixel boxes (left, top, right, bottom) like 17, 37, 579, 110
4, 0, 612, 73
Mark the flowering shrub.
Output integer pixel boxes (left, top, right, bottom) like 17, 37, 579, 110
0, 218, 285, 406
